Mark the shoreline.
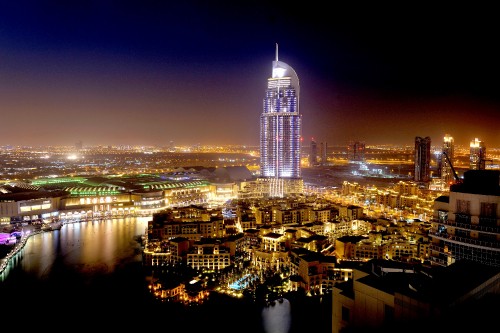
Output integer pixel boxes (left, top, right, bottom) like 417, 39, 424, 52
0, 226, 42, 274
1, 216, 149, 275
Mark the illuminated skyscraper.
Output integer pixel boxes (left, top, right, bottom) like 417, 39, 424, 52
258, 44, 303, 197
440, 134, 455, 184
414, 136, 431, 183
470, 138, 486, 170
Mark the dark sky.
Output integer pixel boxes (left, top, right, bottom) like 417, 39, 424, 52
1, 1, 499, 148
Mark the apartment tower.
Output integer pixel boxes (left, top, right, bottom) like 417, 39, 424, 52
258, 44, 303, 197
320, 142, 328, 166
309, 138, 318, 167
347, 140, 366, 163
414, 136, 431, 183
440, 134, 455, 185
470, 138, 486, 170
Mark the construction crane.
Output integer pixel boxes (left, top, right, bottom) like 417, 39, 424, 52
442, 151, 461, 184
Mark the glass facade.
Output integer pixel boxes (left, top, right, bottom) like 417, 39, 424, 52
259, 46, 302, 197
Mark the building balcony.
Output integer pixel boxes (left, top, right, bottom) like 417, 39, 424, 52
432, 219, 500, 234
430, 243, 500, 267
428, 253, 448, 266
430, 232, 500, 250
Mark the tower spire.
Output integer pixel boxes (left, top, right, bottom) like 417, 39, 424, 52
275, 43, 278, 62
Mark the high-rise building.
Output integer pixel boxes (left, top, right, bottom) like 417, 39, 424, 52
258, 44, 303, 198
347, 140, 366, 163
440, 134, 455, 184
309, 138, 318, 167
414, 136, 431, 183
429, 170, 500, 267
470, 138, 486, 170
320, 142, 328, 166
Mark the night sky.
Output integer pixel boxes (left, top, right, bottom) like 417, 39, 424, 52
1, 2, 499, 148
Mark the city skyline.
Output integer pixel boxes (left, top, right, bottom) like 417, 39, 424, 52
1, 3, 499, 148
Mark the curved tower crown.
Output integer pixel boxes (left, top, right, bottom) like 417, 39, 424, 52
271, 43, 300, 107
259, 44, 303, 198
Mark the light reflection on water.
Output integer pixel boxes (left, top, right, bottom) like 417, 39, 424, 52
0, 217, 328, 332
11, 217, 150, 278
0, 217, 151, 312
262, 298, 292, 333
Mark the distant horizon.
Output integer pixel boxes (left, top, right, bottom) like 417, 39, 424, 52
1, 141, 499, 150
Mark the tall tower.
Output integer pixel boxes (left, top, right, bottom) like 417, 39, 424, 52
320, 142, 328, 166
470, 138, 486, 170
347, 140, 366, 163
309, 138, 318, 166
414, 136, 431, 183
440, 134, 455, 184
259, 44, 303, 198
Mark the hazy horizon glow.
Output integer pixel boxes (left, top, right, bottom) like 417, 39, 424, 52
1, 3, 499, 148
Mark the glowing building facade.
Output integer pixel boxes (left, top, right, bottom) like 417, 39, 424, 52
441, 134, 455, 184
470, 137, 486, 170
258, 45, 303, 197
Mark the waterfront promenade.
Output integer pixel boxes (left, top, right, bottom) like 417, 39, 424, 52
0, 223, 42, 274
1, 220, 71, 274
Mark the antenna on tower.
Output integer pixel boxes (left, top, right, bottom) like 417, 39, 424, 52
275, 43, 279, 62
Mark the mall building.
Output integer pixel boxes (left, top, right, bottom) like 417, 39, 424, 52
0, 175, 239, 225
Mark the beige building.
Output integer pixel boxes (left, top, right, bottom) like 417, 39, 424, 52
429, 170, 500, 267
186, 238, 231, 272
288, 248, 339, 295
332, 259, 500, 332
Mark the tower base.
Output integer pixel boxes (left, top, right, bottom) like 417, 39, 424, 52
256, 177, 304, 198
